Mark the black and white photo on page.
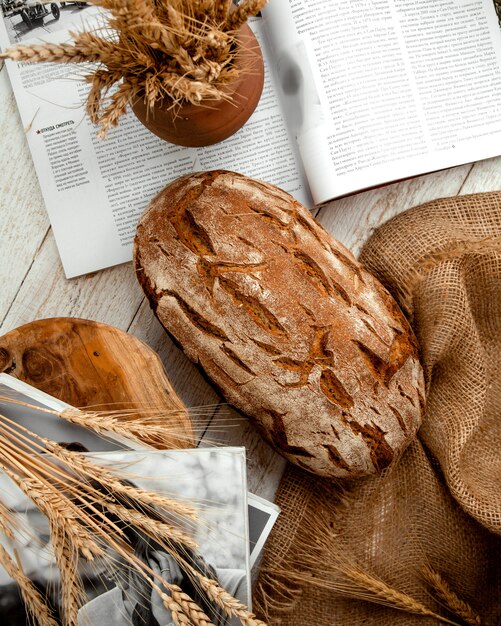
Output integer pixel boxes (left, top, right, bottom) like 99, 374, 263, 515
494, 0, 501, 25
0, 445, 251, 626
0, 1, 98, 44
0, 372, 280, 572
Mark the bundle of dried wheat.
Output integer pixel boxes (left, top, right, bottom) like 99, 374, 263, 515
0, 0, 267, 137
0, 406, 266, 626
259, 501, 478, 626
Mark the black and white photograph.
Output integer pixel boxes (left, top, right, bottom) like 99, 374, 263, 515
0, 0, 98, 44
0, 447, 250, 626
247, 494, 280, 569
495, 0, 501, 26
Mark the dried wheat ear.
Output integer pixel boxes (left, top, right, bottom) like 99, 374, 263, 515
0, 404, 267, 626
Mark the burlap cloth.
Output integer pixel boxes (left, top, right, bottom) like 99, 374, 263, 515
253, 192, 501, 625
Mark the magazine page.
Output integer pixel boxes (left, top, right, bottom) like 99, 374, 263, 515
262, 0, 501, 204
0, 445, 251, 625
0, 5, 311, 278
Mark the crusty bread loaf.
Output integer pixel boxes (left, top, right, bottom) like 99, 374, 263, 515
134, 171, 425, 478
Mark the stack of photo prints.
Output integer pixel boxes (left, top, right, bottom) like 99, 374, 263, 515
0, 374, 279, 625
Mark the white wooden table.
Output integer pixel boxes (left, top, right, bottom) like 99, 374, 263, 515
1, 59, 501, 502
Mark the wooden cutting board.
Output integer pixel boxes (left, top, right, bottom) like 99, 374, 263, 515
0, 317, 194, 449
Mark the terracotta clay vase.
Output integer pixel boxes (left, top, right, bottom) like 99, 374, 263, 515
131, 24, 264, 147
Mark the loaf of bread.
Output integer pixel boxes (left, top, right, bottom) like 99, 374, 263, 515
134, 171, 425, 478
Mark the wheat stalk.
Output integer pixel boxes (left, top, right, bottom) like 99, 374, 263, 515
97, 76, 139, 136
145, 71, 161, 108
60, 405, 193, 448
0, 393, 193, 449
421, 565, 482, 626
0, 418, 200, 567
158, 589, 194, 625
0, 409, 198, 521
216, 0, 233, 23
271, 564, 461, 626
0, 458, 105, 562
119, 522, 266, 626
106, 0, 159, 30
51, 524, 84, 626
0, 544, 59, 626
136, 540, 266, 626
45, 442, 198, 519
122, 553, 196, 626
226, 0, 268, 30
104, 501, 199, 550
0, 43, 96, 64
86, 69, 123, 122
166, 4, 192, 46
0, 497, 15, 539
168, 584, 215, 626
341, 567, 461, 625
72, 30, 154, 70
1, 414, 107, 619
196, 573, 267, 626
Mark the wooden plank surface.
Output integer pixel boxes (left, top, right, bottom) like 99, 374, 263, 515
1, 60, 500, 500
0, 63, 49, 324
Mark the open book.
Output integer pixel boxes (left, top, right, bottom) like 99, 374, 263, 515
0, 373, 280, 624
2, 1, 501, 277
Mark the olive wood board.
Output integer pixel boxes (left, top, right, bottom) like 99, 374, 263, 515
0, 317, 194, 449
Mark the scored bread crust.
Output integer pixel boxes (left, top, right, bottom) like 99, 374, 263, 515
134, 171, 425, 478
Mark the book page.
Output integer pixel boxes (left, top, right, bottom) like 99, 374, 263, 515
262, 0, 501, 204
0, 8, 310, 277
